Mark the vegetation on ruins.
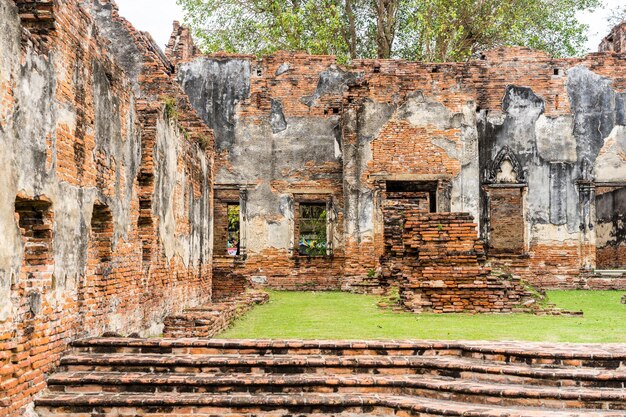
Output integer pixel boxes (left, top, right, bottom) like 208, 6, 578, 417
177, 0, 601, 62
163, 96, 179, 120
607, 4, 626, 26
298, 204, 328, 257
221, 290, 626, 342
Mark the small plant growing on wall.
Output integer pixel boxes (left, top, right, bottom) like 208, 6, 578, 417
180, 127, 190, 141
162, 96, 179, 121
367, 269, 376, 278
197, 134, 211, 151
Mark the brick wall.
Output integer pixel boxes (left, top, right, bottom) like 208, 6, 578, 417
488, 243, 585, 289
0, 1, 213, 415
487, 187, 525, 255
170, 25, 626, 293
599, 20, 626, 53
212, 257, 248, 301
343, 49, 626, 289
163, 291, 269, 338
382, 205, 532, 313
173, 48, 348, 290
232, 250, 344, 291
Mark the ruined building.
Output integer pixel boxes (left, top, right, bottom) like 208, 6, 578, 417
0, 0, 625, 415
169, 20, 626, 294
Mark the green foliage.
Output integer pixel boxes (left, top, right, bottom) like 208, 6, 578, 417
197, 134, 211, 151
377, 286, 400, 310
181, 127, 190, 141
178, 0, 351, 62
228, 205, 240, 232
221, 290, 626, 342
163, 96, 179, 121
299, 238, 327, 256
298, 205, 327, 256
367, 268, 376, 278
178, 0, 601, 61
397, 0, 600, 61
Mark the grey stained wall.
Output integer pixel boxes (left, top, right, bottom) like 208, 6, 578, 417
0, 0, 114, 320
0, 0, 212, 333
478, 67, 626, 256
177, 50, 626, 272
178, 58, 346, 254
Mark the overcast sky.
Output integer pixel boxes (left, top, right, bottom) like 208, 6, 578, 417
115, 0, 624, 54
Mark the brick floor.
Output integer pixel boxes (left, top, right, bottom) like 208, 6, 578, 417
35, 338, 626, 416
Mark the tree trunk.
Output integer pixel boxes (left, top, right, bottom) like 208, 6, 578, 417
374, 0, 398, 58
345, 0, 358, 59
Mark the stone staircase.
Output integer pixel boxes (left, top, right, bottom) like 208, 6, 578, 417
35, 338, 626, 416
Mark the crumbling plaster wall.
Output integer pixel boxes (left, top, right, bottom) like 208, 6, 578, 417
178, 53, 349, 288
341, 60, 483, 280
84, 0, 214, 273
175, 40, 626, 289
476, 56, 626, 286
0, 1, 214, 415
344, 50, 625, 286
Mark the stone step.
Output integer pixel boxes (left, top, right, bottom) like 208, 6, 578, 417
45, 371, 626, 410
58, 353, 626, 388
34, 392, 626, 417
71, 338, 626, 369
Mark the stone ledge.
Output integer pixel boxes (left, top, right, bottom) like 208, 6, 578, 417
34, 392, 626, 416
162, 290, 269, 338
58, 353, 626, 379
72, 338, 626, 360
48, 368, 626, 392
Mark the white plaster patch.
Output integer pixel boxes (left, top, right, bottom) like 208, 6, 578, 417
535, 115, 576, 162
251, 275, 267, 284
267, 218, 290, 250
155, 117, 181, 262
21, 403, 39, 417
451, 103, 480, 220
596, 221, 615, 247
496, 160, 517, 183
334, 137, 342, 159
487, 111, 505, 126
144, 321, 165, 337
530, 223, 579, 244
398, 92, 456, 129
246, 216, 269, 253
594, 125, 626, 182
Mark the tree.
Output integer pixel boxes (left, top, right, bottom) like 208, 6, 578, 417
177, 0, 601, 62
607, 4, 626, 26
397, 0, 601, 62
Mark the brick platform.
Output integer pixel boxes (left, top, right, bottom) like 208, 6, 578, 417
382, 205, 540, 313
35, 338, 626, 416
163, 291, 269, 338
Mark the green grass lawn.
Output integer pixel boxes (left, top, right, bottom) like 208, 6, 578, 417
219, 290, 626, 343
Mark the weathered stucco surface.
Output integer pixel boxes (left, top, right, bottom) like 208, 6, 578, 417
0, 1, 214, 414
174, 42, 626, 289
178, 54, 347, 288
1, 2, 626, 414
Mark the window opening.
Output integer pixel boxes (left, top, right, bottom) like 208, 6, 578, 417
385, 180, 438, 213
298, 203, 327, 256
227, 204, 240, 256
